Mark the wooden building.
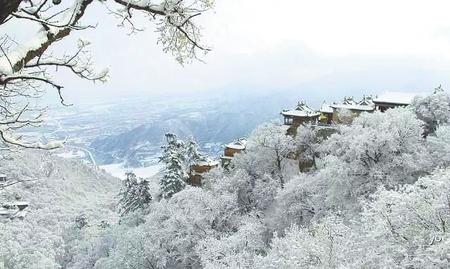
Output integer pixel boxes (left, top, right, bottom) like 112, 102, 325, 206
330, 96, 375, 124
319, 102, 334, 125
373, 92, 417, 112
359, 95, 374, 106
188, 159, 219, 186
0, 201, 29, 220
220, 138, 247, 167
281, 101, 320, 135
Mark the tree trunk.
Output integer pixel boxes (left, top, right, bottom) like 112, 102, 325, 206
0, 0, 22, 25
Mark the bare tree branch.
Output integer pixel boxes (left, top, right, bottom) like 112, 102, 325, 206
0, 0, 213, 149
0, 0, 22, 25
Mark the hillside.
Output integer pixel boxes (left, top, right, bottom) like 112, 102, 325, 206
0, 150, 121, 268
89, 92, 297, 167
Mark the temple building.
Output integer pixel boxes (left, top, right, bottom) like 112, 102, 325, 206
281, 101, 320, 135
220, 138, 247, 167
188, 158, 219, 186
319, 102, 334, 125
330, 96, 375, 123
0, 201, 29, 220
373, 92, 418, 112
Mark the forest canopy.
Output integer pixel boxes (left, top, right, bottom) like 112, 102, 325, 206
2, 90, 450, 268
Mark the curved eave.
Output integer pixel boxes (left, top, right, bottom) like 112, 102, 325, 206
281, 111, 320, 117
372, 100, 410, 105
330, 105, 374, 112
226, 145, 245, 150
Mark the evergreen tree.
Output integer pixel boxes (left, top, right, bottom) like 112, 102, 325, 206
185, 138, 205, 164
159, 134, 204, 199
118, 172, 152, 215
159, 133, 187, 198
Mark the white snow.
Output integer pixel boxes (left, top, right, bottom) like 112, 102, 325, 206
100, 163, 162, 179
359, 96, 374, 106
129, 0, 165, 12
13, 201, 29, 207
0, 30, 48, 74
320, 103, 334, 114
226, 138, 247, 150
281, 109, 321, 117
56, 150, 86, 159
0, 128, 64, 149
341, 97, 358, 105
0, 0, 87, 75
282, 102, 320, 117
330, 104, 375, 111
196, 158, 220, 166
374, 91, 420, 105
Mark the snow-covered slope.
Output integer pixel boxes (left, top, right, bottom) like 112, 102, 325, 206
0, 150, 121, 268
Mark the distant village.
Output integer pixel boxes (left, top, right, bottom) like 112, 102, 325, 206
188, 91, 420, 186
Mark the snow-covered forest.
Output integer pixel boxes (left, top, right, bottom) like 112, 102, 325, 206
2, 0, 450, 268
1, 89, 450, 268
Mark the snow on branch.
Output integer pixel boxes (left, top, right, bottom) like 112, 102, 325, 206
0, 0, 95, 75
109, 0, 213, 63
0, 0, 213, 149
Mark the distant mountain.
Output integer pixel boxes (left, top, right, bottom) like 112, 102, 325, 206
89, 91, 295, 167
29, 89, 319, 167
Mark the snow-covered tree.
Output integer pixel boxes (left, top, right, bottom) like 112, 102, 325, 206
234, 122, 296, 188
185, 137, 205, 163
95, 187, 240, 269
359, 168, 450, 268
411, 86, 450, 135
295, 125, 321, 172
255, 216, 356, 269
204, 167, 274, 213
265, 173, 325, 235
118, 172, 152, 215
159, 133, 204, 198
0, 150, 120, 268
427, 124, 450, 168
320, 108, 432, 202
4, 91, 450, 268
334, 108, 355, 124
0, 0, 213, 148
75, 214, 89, 229
257, 169, 450, 268
159, 133, 188, 198
196, 216, 266, 269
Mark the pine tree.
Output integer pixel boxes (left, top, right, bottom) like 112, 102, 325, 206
118, 172, 152, 215
185, 137, 206, 166
159, 134, 188, 198
159, 134, 204, 199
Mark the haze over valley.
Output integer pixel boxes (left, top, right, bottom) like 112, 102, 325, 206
30, 90, 309, 177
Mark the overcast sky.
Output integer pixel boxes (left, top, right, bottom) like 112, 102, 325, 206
10, 0, 450, 103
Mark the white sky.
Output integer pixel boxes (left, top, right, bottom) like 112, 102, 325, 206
7, 0, 450, 102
